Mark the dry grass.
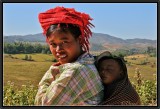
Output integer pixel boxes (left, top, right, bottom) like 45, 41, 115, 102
3, 53, 157, 88
3, 54, 53, 87
125, 54, 157, 82
8, 53, 55, 62
125, 54, 148, 58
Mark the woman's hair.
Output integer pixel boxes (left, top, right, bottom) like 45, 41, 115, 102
46, 23, 81, 39
39, 6, 94, 52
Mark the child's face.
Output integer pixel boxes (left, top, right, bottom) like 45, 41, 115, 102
47, 31, 81, 64
98, 59, 122, 84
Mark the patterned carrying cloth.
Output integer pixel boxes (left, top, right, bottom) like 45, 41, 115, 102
34, 52, 104, 105
95, 51, 141, 105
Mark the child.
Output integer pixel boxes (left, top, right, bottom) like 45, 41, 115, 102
34, 6, 104, 105
95, 51, 141, 105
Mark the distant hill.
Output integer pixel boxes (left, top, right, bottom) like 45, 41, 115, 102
4, 33, 45, 43
4, 32, 157, 52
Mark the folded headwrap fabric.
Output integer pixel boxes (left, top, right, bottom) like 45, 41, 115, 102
38, 6, 94, 52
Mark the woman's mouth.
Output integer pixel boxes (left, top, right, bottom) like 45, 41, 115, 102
56, 53, 67, 60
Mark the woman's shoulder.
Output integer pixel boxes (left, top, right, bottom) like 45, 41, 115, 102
59, 62, 96, 72
60, 62, 83, 70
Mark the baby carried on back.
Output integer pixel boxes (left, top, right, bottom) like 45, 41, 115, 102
95, 51, 141, 105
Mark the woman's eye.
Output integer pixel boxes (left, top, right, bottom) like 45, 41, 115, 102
63, 41, 69, 44
50, 43, 57, 48
62, 41, 69, 46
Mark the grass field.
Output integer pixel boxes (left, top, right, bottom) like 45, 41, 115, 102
125, 54, 156, 82
3, 53, 157, 88
3, 54, 53, 88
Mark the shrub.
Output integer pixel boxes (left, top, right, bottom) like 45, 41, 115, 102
3, 68, 157, 106
126, 62, 132, 66
131, 57, 136, 60
23, 55, 34, 61
52, 58, 57, 62
28, 55, 34, 61
24, 55, 28, 60
132, 68, 157, 105
149, 53, 156, 57
3, 81, 37, 106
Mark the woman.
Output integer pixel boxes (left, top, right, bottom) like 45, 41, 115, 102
34, 6, 104, 106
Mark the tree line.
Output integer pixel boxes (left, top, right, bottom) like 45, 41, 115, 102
111, 46, 156, 57
4, 42, 156, 57
4, 42, 51, 54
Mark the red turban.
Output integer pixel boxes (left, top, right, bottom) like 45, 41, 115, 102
38, 6, 94, 52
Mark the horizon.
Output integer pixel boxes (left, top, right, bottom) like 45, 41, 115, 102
3, 3, 157, 40
3, 32, 157, 41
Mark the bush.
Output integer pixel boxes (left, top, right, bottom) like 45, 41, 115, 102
23, 55, 34, 61
3, 81, 37, 106
28, 55, 34, 61
52, 58, 57, 62
126, 62, 132, 66
24, 55, 28, 60
3, 68, 157, 106
132, 68, 157, 105
131, 57, 137, 60
47, 51, 51, 54
149, 53, 156, 57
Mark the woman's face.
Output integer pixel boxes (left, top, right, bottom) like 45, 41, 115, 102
47, 31, 82, 64
98, 59, 122, 85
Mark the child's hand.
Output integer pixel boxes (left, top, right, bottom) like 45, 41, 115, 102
52, 62, 61, 66
51, 67, 60, 77
48, 62, 61, 83
49, 66, 60, 83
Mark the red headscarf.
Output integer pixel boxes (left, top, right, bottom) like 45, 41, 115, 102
38, 6, 94, 52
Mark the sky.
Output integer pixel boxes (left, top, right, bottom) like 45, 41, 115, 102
3, 3, 157, 40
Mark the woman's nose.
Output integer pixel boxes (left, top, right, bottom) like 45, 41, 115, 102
56, 45, 63, 52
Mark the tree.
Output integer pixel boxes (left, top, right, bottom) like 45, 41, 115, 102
118, 53, 124, 58
24, 55, 28, 60
34, 43, 43, 53
24, 43, 34, 54
47, 51, 51, 54
147, 46, 156, 54
112, 49, 128, 57
4, 42, 50, 54
28, 55, 32, 61
14, 42, 24, 53
41, 49, 46, 54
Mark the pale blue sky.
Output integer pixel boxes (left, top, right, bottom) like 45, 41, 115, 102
3, 3, 157, 40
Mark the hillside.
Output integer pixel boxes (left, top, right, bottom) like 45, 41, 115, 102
4, 32, 157, 52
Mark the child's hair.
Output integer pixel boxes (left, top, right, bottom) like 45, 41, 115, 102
96, 56, 126, 81
46, 23, 81, 39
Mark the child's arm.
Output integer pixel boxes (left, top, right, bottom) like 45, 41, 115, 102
40, 66, 60, 84
34, 65, 60, 105
34, 66, 74, 105
34, 63, 103, 105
